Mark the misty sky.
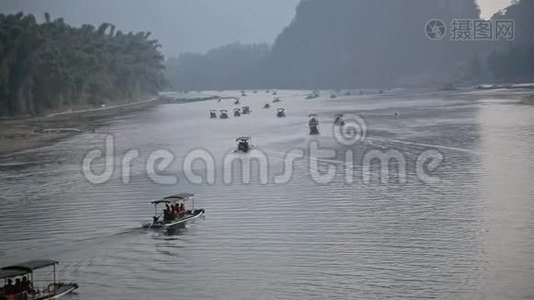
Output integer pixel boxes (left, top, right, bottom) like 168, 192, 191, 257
0, 0, 512, 57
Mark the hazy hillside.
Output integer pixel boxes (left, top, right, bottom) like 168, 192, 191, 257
487, 0, 534, 82
166, 0, 534, 90
166, 43, 269, 91
264, 0, 482, 88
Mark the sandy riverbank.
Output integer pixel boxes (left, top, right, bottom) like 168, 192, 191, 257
0, 97, 161, 156
0, 92, 224, 156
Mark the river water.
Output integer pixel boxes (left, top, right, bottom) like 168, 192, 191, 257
0, 89, 533, 299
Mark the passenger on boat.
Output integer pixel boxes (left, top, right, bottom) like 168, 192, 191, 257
14, 279, 21, 294
163, 204, 172, 222
179, 203, 186, 217
21, 277, 33, 294
175, 203, 181, 217
171, 203, 177, 217
3, 279, 15, 295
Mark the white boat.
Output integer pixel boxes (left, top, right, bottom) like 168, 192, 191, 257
142, 193, 205, 231
234, 137, 255, 153
0, 260, 78, 300
308, 114, 320, 135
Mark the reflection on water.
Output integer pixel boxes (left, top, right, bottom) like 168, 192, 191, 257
0, 89, 533, 299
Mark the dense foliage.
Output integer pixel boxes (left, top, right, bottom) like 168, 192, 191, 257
0, 13, 166, 116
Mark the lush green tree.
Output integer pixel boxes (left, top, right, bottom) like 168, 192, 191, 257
0, 12, 166, 116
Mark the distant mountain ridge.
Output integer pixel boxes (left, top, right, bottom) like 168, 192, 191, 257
167, 0, 534, 90
263, 0, 481, 88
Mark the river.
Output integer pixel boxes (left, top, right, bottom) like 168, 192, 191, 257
1, 89, 533, 299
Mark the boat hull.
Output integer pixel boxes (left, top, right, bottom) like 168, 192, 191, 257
32, 283, 79, 300
143, 209, 205, 230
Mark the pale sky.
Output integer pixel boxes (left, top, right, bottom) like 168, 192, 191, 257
478, 0, 513, 18
0, 0, 514, 56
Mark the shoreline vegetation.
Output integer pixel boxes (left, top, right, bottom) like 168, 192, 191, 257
0, 12, 168, 155
0, 12, 166, 117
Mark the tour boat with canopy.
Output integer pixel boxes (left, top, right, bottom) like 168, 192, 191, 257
235, 137, 254, 153
209, 110, 217, 118
234, 108, 241, 117
0, 260, 78, 300
308, 114, 320, 135
334, 114, 345, 126
142, 193, 205, 231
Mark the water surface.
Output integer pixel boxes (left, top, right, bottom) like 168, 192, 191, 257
1, 89, 533, 299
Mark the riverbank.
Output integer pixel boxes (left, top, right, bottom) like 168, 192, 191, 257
0, 97, 161, 156
0, 92, 225, 156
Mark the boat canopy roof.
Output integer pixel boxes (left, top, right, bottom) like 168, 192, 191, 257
2, 260, 58, 273
236, 137, 250, 141
0, 268, 28, 279
152, 193, 194, 204
309, 114, 318, 117
277, 108, 285, 111
220, 109, 228, 112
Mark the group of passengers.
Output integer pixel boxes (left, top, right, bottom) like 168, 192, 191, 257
1, 277, 33, 299
163, 202, 186, 222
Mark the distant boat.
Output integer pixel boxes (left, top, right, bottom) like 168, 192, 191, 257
276, 108, 286, 118
308, 114, 320, 135
234, 108, 241, 117
219, 110, 229, 119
